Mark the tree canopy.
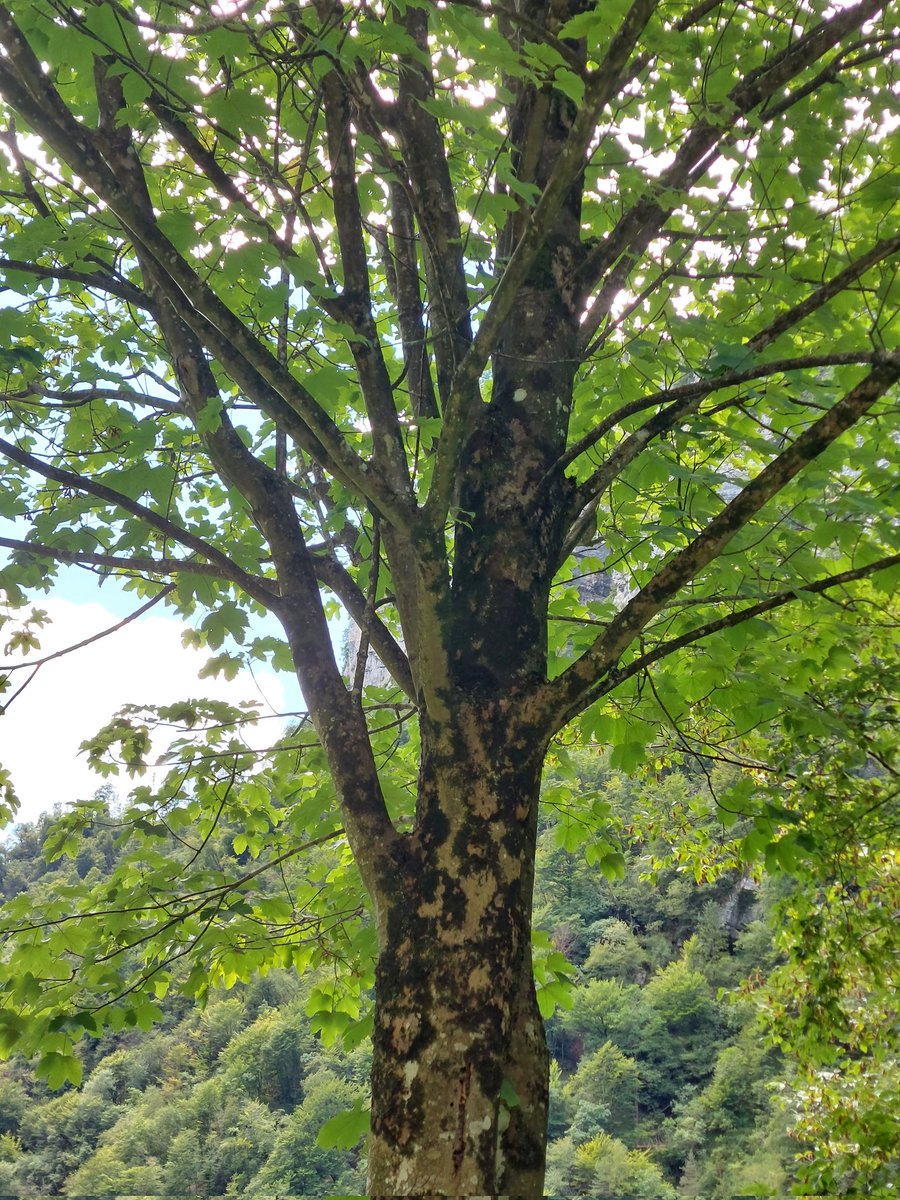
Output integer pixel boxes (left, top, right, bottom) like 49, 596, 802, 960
0, 0, 897, 1193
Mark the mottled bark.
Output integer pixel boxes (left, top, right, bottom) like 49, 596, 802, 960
369, 710, 548, 1197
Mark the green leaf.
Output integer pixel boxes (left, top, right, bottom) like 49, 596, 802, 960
36, 1050, 82, 1090
316, 1102, 370, 1150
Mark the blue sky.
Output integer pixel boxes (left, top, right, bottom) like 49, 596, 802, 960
1, 555, 308, 824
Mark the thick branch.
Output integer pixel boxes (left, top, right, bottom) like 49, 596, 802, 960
311, 551, 415, 701
88, 75, 406, 910
391, 4, 474, 408
0, 257, 149, 308
317, 63, 411, 494
540, 353, 900, 732
424, 0, 660, 527
443, 0, 587, 73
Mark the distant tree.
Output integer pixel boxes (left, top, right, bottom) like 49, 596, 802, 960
564, 1039, 640, 1139
1, 0, 898, 1191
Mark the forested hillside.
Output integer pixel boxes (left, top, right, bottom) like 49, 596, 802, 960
0, 759, 816, 1199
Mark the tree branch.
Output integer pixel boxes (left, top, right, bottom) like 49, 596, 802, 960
96, 0, 262, 37
389, 4, 474, 409
387, 179, 438, 421
84, 70, 407, 912
3, 384, 180, 412
540, 353, 900, 732
442, 0, 587, 74
0, 257, 150, 308
747, 235, 900, 353
0, 537, 246, 584
596, 552, 900, 700
311, 550, 415, 701
0, 437, 278, 606
316, 61, 412, 495
1, 584, 176, 715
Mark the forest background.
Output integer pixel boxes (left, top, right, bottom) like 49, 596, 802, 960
1, 721, 897, 1199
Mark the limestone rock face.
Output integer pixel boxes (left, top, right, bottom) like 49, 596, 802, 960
343, 622, 397, 690
568, 546, 634, 609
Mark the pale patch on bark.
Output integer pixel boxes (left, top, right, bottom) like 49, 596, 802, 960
468, 964, 491, 990
403, 1060, 420, 1087
389, 1011, 422, 1054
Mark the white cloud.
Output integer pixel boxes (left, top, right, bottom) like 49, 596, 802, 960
1, 598, 291, 825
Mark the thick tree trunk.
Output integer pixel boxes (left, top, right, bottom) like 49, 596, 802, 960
368, 713, 549, 1197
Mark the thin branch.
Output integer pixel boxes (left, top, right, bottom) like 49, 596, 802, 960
5, 829, 348, 940
352, 515, 380, 707
599, 552, 900, 698
3, 384, 180, 412
0, 119, 51, 217
748, 235, 900, 353
2, 582, 175, 675
559, 350, 886, 476
0, 438, 278, 606
0, 584, 176, 711
0, 536, 254, 584
557, 348, 887, 560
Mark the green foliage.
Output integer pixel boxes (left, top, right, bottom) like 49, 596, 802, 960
738, 650, 900, 1194
247, 1068, 366, 1195
546, 1130, 677, 1199
0, 767, 800, 1197
583, 919, 650, 982
763, 847, 899, 1194
4, 716, 895, 1197
563, 1041, 640, 1139
0, 712, 377, 1081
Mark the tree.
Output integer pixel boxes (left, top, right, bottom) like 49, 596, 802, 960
0, 0, 897, 1194
754, 657, 900, 1194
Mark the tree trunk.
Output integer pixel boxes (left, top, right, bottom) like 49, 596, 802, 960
368, 710, 549, 1197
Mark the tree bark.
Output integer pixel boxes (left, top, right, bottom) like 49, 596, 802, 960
368, 709, 549, 1197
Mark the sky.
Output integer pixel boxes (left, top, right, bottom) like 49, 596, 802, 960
1, 564, 303, 826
